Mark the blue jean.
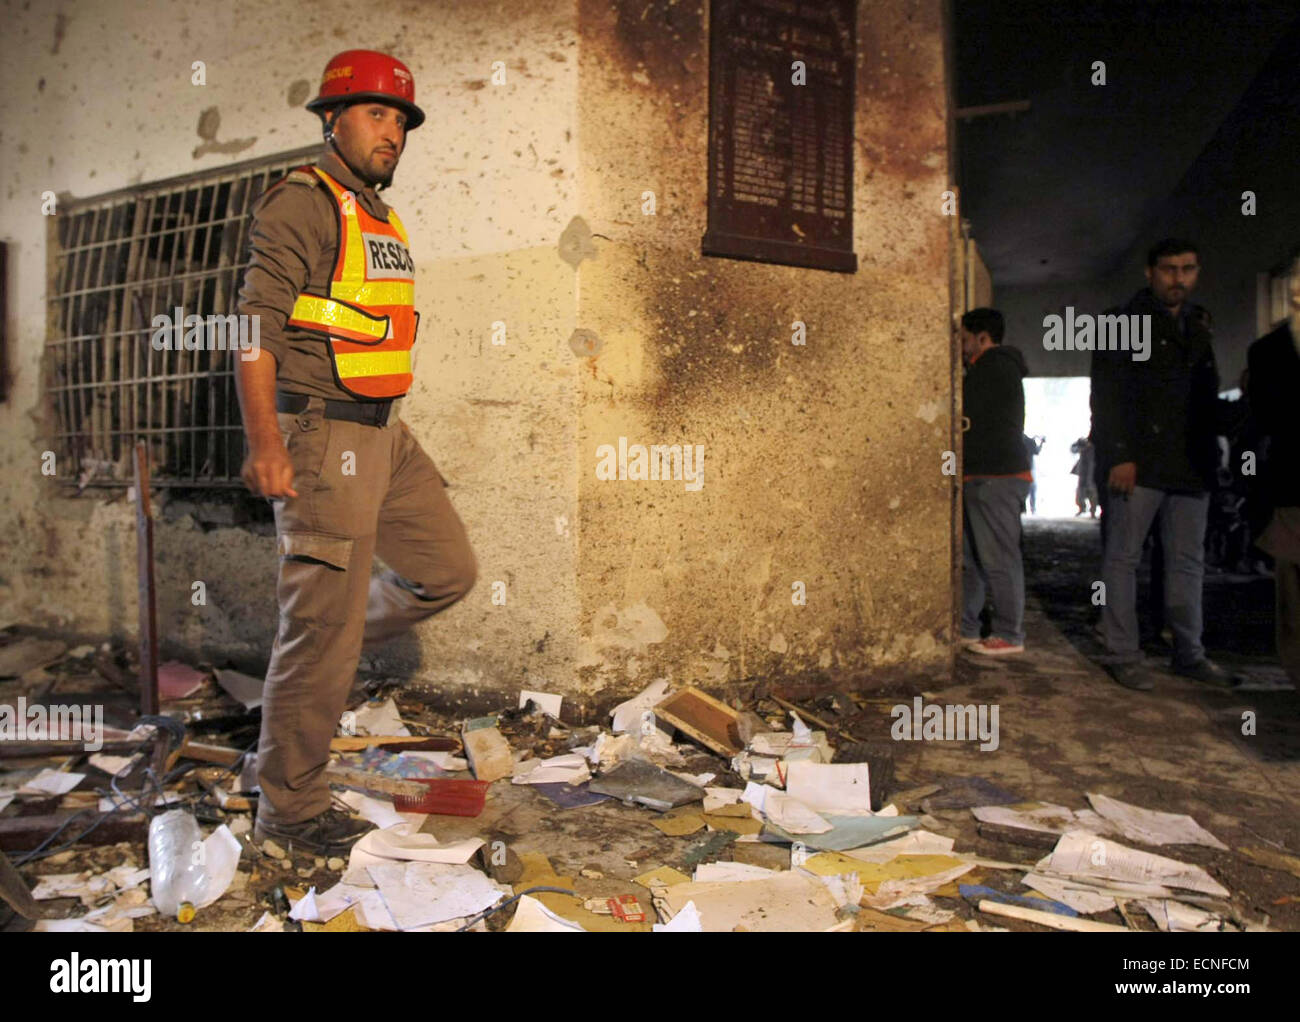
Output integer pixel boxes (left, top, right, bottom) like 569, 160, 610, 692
1101, 485, 1209, 667
962, 477, 1031, 645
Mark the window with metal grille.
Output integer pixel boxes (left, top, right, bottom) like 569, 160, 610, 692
46, 146, 320, 490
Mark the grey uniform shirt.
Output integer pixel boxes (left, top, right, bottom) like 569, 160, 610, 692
236, 149, 397, 402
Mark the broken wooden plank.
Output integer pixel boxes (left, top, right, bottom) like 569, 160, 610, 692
0, 740, 148, 760
654, 686, 744, 757
977, 899, 1130, 932
770, 695, 857, 743
324, 764, 428, 799
0, 812, 148, 852
172, 740, 243, 768
975, 821, 1061, 850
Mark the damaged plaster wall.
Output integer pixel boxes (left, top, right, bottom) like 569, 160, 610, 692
0, 0, 954, 703
0, 0, 583, 700
571, 0, 955, 691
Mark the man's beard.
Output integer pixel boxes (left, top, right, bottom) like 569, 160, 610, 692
363, 159, 395, 190
1289, 308, 1300, 349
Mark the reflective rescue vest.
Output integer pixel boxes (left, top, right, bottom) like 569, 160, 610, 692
286, 166, 418, 399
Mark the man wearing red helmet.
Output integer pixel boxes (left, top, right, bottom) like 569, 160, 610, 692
235, 51, 476, 856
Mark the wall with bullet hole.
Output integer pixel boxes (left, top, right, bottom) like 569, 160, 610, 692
0, 0, 955, 707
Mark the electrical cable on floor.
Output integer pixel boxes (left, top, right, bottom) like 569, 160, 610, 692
13, 737, 258, 865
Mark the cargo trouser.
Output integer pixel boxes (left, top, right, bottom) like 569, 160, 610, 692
255, 397, 477, 826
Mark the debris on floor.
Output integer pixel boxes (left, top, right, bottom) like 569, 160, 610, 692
0, 627, 1293, 933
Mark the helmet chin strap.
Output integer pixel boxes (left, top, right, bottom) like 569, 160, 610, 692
323, 106, 390, 192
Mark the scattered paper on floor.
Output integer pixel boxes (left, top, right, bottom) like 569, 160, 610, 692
367, 861, 505, 931
18, 769, 84, 796
1086, 793, 1228, 850
653, 899, 703, 932
784, 761, 871, 814
1045, 830, 1230, 898
611, 680, 671, 734
507, 894, 586, 932
661, 871, 840, 932
352, 822, 483, 865
347, 698, 410, 738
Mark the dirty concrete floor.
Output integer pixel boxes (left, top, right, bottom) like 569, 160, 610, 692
10, 516, 1300, 931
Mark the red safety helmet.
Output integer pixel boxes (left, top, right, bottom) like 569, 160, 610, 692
306, 50, 425, 130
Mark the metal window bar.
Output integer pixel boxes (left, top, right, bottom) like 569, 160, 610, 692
46, 146, 319, 488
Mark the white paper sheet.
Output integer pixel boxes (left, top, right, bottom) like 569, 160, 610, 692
1045, 830, 1230, 897
248, 911, 284, 932
702, 786, 744, 812
367, 861, 505, 930
1086, 793, 1228, 850
289, 887, 319, 922
33, 919, 113, 933
653, 899, 703, 932
335, 789, 415, 830
507, 894, 586, 932
693, 862, 776, 883
611, 679, 672, 734
762, 791, 833, 834
18, 769, 85, 795
1138, 898, 1232, 932
213, 668, 265, 710
784, 761, 871, 814
1021, 872, 1117, 914
352, 822, 484, 864
661, 873, 839, 932
511, 753, 591, 786
347, 697, 410, 737
519, 689, 563, 718
972, 803, 1083, 833
841, 829, 957, 862
88, 753, 138, 777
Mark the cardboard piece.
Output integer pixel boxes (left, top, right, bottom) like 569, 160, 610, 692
654, 686, 744, 757
651, 809, 707, 836
660, 871, 840, 932
588, 758, 705, 810
765, 814, 918, 851
462, 725, 512, 782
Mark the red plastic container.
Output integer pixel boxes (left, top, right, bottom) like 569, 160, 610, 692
391, 778, 490, 816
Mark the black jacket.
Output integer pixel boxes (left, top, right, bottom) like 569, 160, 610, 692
1089, 288, 1220, 493
964, 344, 1030, 476
1247, 322, 1300, 508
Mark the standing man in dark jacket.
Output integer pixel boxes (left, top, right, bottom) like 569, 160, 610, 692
1247, 259, 1300, 684
1090, 239, 1231, 690
960, 308, 1032, 655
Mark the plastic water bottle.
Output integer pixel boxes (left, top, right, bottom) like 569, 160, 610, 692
148, 809, 208, 923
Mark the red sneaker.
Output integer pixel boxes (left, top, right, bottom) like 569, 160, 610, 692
968, 637, 1024, 656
